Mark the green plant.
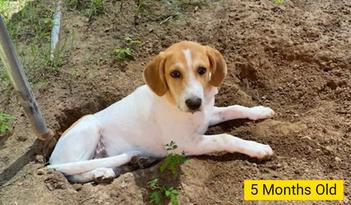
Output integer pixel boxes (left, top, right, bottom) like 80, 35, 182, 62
87, 0, 105, 20
135, 0, 146, 12
1, 0, 57, 84
0, 0, 10, 20
0, 112, 14, 134
112, 36, 142, 61
160, 153, 187, 176
67, 0, 80, 10
148, 141, 186, 205
164, 186, 179, 205
273, 0, 284, 5
0, 68, 11, 87
160, 141, 187, 175
124, 36, 142, 46
148, 178, 180, 205
113, 47, 133, 61
148, 179, 162, 204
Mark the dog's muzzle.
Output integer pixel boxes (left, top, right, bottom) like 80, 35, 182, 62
185, 97, 202, 111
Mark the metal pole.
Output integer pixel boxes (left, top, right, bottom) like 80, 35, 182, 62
50, 0, 62, 61
0, 16, 51, 141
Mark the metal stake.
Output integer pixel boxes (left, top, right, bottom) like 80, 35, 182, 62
0, 16, 51, 141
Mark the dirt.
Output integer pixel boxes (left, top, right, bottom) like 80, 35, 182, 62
1, 0, 351, 204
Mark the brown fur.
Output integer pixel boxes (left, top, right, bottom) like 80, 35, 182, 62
143, 41, 227, 103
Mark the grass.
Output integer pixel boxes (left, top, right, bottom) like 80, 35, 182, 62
113, 36, 141, 61
66, 0, 105, 21
0, 112, 14, 135
0, 0, 74, 89
0, 0, 10, 19
148, 141, 187, 205
0, 0, 54, 83
0, 0, 30, 21
133, 0, 208, 25
88, 0, 105, 20
273, 0, 284, 5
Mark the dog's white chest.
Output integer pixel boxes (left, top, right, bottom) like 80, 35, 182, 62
96, 85, 212, 157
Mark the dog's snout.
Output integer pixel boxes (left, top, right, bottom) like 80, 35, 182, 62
185, 97, 202, 111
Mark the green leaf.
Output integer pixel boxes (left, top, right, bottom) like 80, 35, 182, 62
273, 0, 284, 5
149, 191, 162, 205
164, 187, 178, 197
147, 178, 159, 190
124, 37, 142, 46
164, 186, 179, 205
113, 47, 133, 61
160, 153, 187, 175
170, 195, 179, 205
159, 155, 172, 173
0, 112, 14, 135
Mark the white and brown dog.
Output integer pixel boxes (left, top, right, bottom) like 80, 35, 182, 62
48, 41, 275, 183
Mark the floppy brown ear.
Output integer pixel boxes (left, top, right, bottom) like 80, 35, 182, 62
143, 52, 168, 96
206, 46, 227, 87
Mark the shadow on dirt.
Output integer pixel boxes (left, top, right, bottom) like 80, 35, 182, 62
0, 142, 36, 187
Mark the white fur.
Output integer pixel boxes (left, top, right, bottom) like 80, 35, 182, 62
49, 46, 276, 182
48, 83, 275, 182
177, 49, 204, 112
183, 49, 192, 70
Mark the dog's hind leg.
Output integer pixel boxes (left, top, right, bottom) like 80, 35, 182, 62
48, 151, 140, 175
49, 152, 140, 183
49, 115, 102, 166
67, 167, 116, 183
68, 155, 160, 183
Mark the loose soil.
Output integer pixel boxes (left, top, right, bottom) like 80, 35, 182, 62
1, 0, 351, 204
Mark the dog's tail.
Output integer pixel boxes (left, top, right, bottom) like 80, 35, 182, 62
47, 151, 140, 175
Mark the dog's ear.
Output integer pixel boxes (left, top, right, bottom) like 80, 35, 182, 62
206, 46, 227, 87
143, 52, 168, 96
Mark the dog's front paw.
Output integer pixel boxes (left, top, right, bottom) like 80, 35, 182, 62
93, 168, 116, 183
248, 106, 275, 121
245, 141, 274, 159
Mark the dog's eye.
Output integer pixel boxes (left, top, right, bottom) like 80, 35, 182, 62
170, 70, 182, 78
197, 66, 207, 75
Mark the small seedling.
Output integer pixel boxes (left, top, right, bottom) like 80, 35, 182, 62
0, 112, 14, 135
148, 178, 160, 190
159, 153, 187, 176
148, 178, 162, 204
124, 37, 142, 46
113, 37, 141, 61
160, 140, 187, 175
164, 186, 179, 205
148, 178, 180, 205
148, 141, 186, 205
113, 47, 133, 61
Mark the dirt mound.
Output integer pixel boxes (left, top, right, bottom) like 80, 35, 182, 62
1, 0, 350, 204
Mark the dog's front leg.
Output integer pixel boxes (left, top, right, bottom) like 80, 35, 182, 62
185, 134, 273, 159
209, 105, 275, 126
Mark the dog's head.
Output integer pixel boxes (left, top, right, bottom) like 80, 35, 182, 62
144, 41, 227, 113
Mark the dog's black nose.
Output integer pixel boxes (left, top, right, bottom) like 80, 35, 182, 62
185, 98, 202, 111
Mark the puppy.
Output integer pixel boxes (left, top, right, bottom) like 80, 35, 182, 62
48, 41, 275, 183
